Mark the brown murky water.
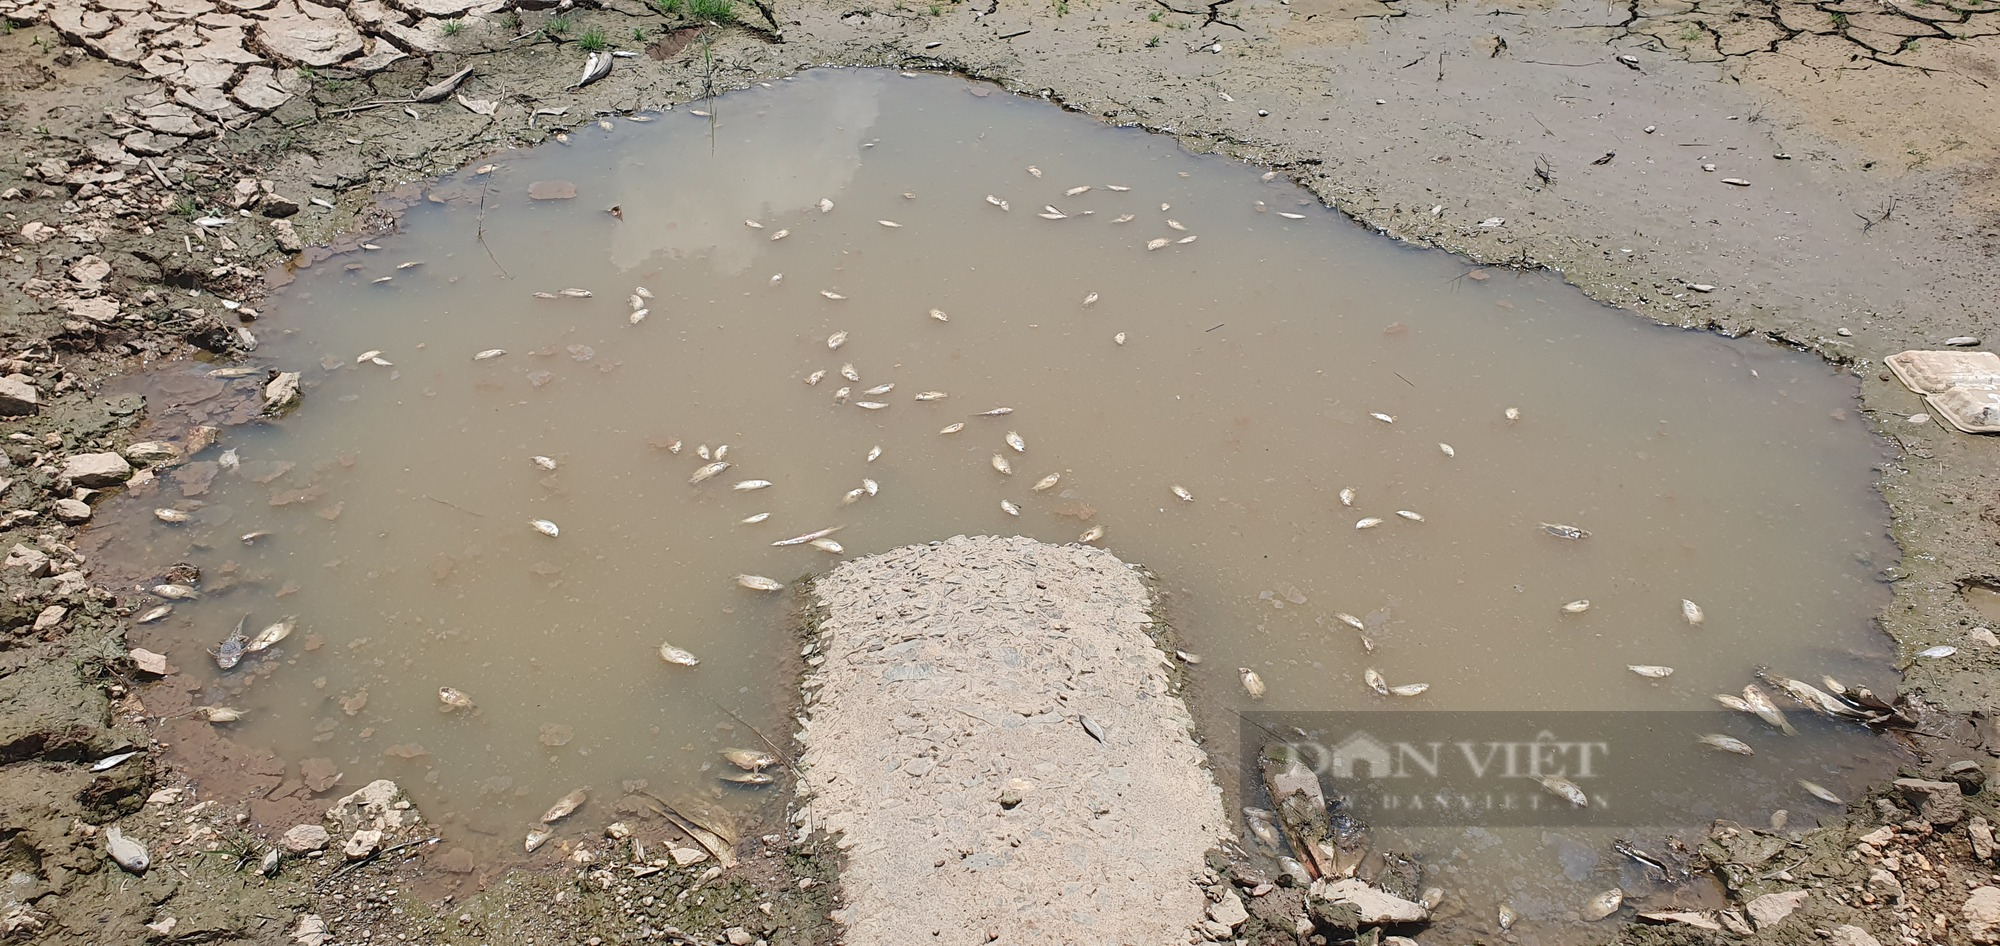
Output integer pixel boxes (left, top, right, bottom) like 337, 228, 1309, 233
95, 69, 1901, 930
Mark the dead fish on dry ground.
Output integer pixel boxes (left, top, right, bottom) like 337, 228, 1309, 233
541, 789, 587, 823
210, 617, 249, 670
438, 687, 474, 710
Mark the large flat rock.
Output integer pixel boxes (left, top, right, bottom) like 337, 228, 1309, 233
800, 535, 1224, 945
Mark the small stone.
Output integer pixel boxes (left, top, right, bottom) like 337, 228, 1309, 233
1946, 760, 1987, 795
33, 605, 66, 631
1208, 889, 1249, 929
604, 822, 632, 840
0, 375, 41, 415
1638, 911, 1722, 931
1967, 887, 2000, 944
62, 452, 134, 488
64, 297, 121, 323
145, 917, 175, 936
343, 828, 383, 860
68, 255, 111, 284
1973, 627, 2000, 648
51, 499, 92, 523
1894, 777, 1966, 826
271, 219, 304, 252
123, 132, 187, 156
1829, 925, 1884, 946
1867, 867, 1905, 903
263, 371, 301, 414
129, 648, 171, 676
124, 441, 183, 467
294, 914, 331, 946
669, 846, 709, 866
1319, 879, 1430, 925
1859, 825, 1895, 846
261, 192, 301, 218
724, 928, 754, 946
1972, 816, 1995, 861
280, 824, 329, 853
1746, 889, 1808, 928
6, 544, 50, 577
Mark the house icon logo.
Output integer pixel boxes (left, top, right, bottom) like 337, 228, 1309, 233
1328, 731, 1394, 780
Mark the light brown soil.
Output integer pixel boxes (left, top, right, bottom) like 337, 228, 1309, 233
3, 0, 2000, 941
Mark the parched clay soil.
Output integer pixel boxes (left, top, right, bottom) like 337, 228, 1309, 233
800, 535, 1226, 944
2, 0, 2000, 941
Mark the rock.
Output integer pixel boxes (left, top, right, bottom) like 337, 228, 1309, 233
1968, 887, 2000, 944
327, 779, 421, 832
1858, 825, 1896, 847
270, 219, 305, 252
1318, 879, 1430, 925
129, 648, 171, 676
33, 606, 66, 631
137, 102, 205, 137
1894, 777, 1966, 825
261, 192, 301, 218
105, 826, 149, 873
280, 824, 329, 853
724, 928, 753, 946
263, 371, 301, 414
343, 828, 383, 860
1973, 817, 1995, 861
0, 375, 37, 416
1947, 760, 1987, 795
68, 255, 111, 284
231, 65, 293, 111
300, 758, 340, 793
1208, 889, 1249, 929
62, 452, 134, 488
1638, 910, 1722, 931
293, 913, 331, 946
124, 441, 182, 467
145, 917, 176, 936
64, 297, 120, 323
51, 499, 92, 523
18, 222, 54, 244
123, 131, 187, 156
668, 845, 708, 865
1746, 889, 1808, 928
252, 0, 363, 66
1867, 868, 1904, 903
6, 544, 50, 577
1829, 925, 1884, 946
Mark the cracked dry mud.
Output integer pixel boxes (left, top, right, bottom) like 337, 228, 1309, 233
2, 0, 2000, 941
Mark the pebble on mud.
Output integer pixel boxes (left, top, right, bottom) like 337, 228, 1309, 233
128, 648, 170, 676
280, 824, 330, 854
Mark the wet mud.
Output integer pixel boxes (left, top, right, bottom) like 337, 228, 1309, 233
1, 0, 1999, 940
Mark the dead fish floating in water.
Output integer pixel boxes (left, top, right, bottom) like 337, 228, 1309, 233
1741, 683, 1797, 735
246, 618, 293, 652
1505, 406, 1521, 421
1715, 693, 1753, 713
976, 407, 1015, 416
866, 446, 882, 462
721, 772, 774, 786
1000, 500, 1021, 516
1338, 487, 1356, 507
722, 748, 777, 771
1627, 665, 1674, 678
1172, 485, 1194, 502
841, 364, 860, 382
210, 617, 249, 670
531, 455, 558, 471
659, 643, 700, 666
805, 370, 826, 386
1799, 779, 1844, 805
135, 604, 173, 624
736, 575, 785, 592
862, 478, 878, 496
525, 828, 553, 853
1238, 668, 1266, 700
1364, 668, 1389, 695
1078, 525, 1105, 543
733, 480, 773, 491
1537, 775, 1589, 807
855, 401, 889, 410
541, 789, 587, 824
1355, 517, 1384, 530
863, 383, 895, 396
1005, 431, 1026, 452
689, 462, 731, 485
991, 455, 1013, 475
1561, 599, 1592, 614
771, 526, 842, 547
827, 331, 848, 350
841, 488, 866, 505
152, 583, 198, 600
1541, 522, 1590, 540
530, 519, 560, 538
1682, 599, 1705, 625
195, 705, 246, 723
929, 308, 949, 322
810, 538, 844, 554
1335, 613, 1366, 631
1369, 412, 1395, 424
1032, 473, 1060, 492
1698, 733, 1755, 755
154, 508, 189, 524
939, 423, 965, 434
741, 512, 770, 524
1395, 510, 1425, 522
438, 686, 474, 710
1146, 238, 1170, 250
1388, 683, 1430, 697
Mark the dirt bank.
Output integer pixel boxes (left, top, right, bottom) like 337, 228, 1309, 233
1, 0, 1998, 940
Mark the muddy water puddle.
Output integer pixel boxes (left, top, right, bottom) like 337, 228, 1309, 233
94, 69, 1901, 926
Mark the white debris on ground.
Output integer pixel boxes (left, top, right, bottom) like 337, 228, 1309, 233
798, 534, 1227, 945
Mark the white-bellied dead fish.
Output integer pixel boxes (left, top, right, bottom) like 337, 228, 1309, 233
1682, 599, 1705, 625
246, 618, 293, 652
939, 422, 965, 434
1239, 668, 1266, 700
833, 387, 851, 403
841, 487, 866, 505
863, 383, 894, 396
1917, 644, 1957, 659
1757, 670, 1862, 719
1032, 473, 1060, 492
218, 447, 239, 471
1697, 733, 1755, 755
991, 455, 1013, 475
1498, 905, 1518, 931
1536, 775, 1589, 807
1338, 487, 1356, 506
810, 538, 844, 554
855, 401, 889, 410
688, 462, 731, 485
822, 290, 847, 301
531, 455, 558, 471
659, 643, 700, 666
91, 750, 141, 772
541, 788, 587, 823
195, 705, 246, 723
106, 826, 149, 874
723, 748, 778, 771
210, 617, 248, 670
1627, 665, 1674, 678
862, 478, 878, 496
1355, 517, 1384, 529
1439, 442, 1455, 458
1078, 525, 1104, 543
1799, 779, 1844, 805
1335, 613, 1366, 631
733, 480, 773, 491
1582, 888, 1623, 922
1172, 485, 1194, 502
208, 366, 262, 378
1114, 332, 1127, 345
1243, 807, 1280, 849
438, 686, 474, 710
1005, 431, 1026, 452
1741, 684, 1797, 735
976, 407, 1014, 416
930, 308, 949, 322
720, 772, 774, 786
840, 363, 859, 382
1395, 510, 1425, 522
805, 369, 826, 386
1364, 668, 1388, 695
735, 575, 785, 592
1369, 412, 1395, 424
771, 526, 842, 547
574, 51, 612, 89
152, 584, 198, 600
1146, 238, 1169, 250
867, 445, 882, 462
530, 519, 560, 538
1000, 500, 1021, 516
1714, 694, 1753, 713
1388, 683, 1429, 697
525, 828, 553, 853
1561, 599, 1592, 614
1541, 522, 1590, 539
135, 604, 173, 624
153, 508, 189, 523
740, 512, 770, 524
827, 331, 848, 350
